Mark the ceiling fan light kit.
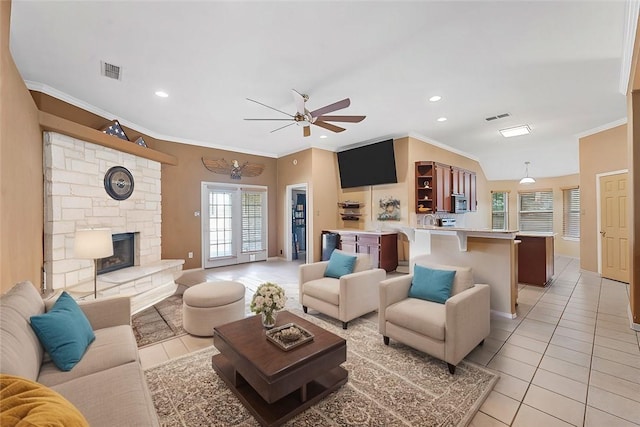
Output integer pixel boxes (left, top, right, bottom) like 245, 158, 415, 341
245, 89, 366, 137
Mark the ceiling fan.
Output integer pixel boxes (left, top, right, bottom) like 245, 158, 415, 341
244, 89, 366, 137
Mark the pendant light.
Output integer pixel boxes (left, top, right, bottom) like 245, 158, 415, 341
519, 161, 536, 184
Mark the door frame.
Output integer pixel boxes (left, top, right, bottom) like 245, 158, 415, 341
285, 183, 309, 263
595, 169, 628, 275
200, 181, 268, 268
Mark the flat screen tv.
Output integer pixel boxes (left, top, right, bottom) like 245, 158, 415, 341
337, 139, 397, 189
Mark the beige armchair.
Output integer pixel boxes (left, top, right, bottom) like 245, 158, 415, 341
379, 263, 490, 374
300, 250, 386, 329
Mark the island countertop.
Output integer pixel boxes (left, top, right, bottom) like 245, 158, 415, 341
323, 229, 398, 236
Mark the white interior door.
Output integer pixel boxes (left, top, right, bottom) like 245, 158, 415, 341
202, 183, 267, 268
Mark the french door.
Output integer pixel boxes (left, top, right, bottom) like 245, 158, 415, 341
201, 183, 267, 268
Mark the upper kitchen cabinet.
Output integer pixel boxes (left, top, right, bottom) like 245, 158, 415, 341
451, 166, 477, 212
415, 161, 451, 213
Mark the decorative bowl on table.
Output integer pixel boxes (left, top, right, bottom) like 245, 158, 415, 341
266, 323, 314, 351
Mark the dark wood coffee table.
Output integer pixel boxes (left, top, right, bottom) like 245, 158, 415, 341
211, 310, 347, 427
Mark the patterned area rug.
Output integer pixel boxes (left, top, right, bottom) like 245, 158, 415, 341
144, 310, 498, 426
132, 295, 185, 347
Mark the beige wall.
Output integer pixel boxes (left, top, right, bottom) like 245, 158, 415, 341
0, 0, 44, 293
151, 140, 278, 269
487, 174, 581, 258
309, 148, 340, 262
578, 125, 628, 272
276, 149, 313, 260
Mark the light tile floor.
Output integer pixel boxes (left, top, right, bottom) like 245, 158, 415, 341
138, 256, 640, 426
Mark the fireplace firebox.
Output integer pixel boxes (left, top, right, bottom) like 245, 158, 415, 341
97, 233, 135, 274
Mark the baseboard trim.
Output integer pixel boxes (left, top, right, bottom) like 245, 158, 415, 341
491, 309, 516, 319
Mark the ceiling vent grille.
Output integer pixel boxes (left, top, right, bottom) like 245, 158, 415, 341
485, 112, 510, 121
101, 61, 122, 80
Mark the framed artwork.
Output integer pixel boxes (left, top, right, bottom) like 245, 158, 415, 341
378, 197, 400, 221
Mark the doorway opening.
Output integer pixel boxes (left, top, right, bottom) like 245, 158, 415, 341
286, 184, 308, 263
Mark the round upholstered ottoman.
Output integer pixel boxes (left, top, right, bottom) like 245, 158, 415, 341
182, 281, 245, 337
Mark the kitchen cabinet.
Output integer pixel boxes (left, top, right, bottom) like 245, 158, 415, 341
451, 166, 477, 212
516, 234, 554, 286
415, 161, 450, 213
330, 231, 398, 272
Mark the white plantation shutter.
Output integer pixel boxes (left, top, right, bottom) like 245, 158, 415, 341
519, 191, 553, 233
563, 187, 580, 239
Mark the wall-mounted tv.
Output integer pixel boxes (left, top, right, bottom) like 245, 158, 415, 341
337, 139, 397, 189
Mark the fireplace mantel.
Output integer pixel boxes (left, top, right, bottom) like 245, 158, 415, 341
39, 111, 178, 165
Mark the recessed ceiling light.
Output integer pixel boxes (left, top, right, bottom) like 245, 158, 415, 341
429, 95, 442, 102
499, 125, 531, 138
319, 135, 328, 139
155, 91, 169, 98
437, 117, 447, 122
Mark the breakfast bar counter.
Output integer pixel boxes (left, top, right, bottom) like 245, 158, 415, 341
396, 226, 520, 318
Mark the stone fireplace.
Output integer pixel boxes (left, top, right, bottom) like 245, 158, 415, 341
43, 132, 183, 312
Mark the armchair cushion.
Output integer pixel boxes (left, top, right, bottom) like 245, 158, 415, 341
29, 292, 95, 372
324, 250, 357, 278
302, 278, 340, 305
386, 298, 446, 340
408, 265, 455, 304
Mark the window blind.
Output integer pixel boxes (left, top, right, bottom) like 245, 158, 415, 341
241, 191, 265, 252
519, 191, 553, 233
491, 192, 508, 230
563, 187, 580, 238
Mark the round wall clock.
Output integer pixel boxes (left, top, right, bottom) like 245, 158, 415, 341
104, 166, 134, 200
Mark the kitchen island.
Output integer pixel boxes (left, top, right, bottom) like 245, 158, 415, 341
516, 233, 555, 286
322, 229, 398, 272
396, 226, 520, 318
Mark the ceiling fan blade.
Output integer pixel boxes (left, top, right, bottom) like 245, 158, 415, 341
244, 118, 294, 121
310, 98, 351, 118
246, 98, 294, 118
315, 115, 366, 123
313, 121, 346, 133
270, 122, 296, 133
303, 126, 311, 137
292, 89, 306, 115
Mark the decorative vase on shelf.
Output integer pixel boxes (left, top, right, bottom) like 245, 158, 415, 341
261, 310, 277, 329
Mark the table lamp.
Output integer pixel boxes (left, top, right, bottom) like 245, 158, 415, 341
74, 228, 113, 298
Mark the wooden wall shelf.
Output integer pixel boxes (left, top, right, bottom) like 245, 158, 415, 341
38, 111, 178, 166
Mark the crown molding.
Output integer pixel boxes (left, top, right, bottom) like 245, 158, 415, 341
620, 0, 640, 95
574, 117, 628, 139
406, 132, 480, 162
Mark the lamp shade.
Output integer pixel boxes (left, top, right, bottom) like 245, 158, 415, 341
74, 229, 113, 259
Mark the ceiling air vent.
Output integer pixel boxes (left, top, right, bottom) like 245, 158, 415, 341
485, 112, 510, 122
101, 61, 122, 80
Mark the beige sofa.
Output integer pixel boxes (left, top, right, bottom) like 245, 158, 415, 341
0, 281, 159, 426
299, 251, 386, 329
379, 264, 490, 374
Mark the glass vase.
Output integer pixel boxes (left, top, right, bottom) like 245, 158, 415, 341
261, 310, 277, 329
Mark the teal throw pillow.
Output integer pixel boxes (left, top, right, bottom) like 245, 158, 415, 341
30, 291, 95, 371
409, 265, 456, 304
324, 251, 358, 279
